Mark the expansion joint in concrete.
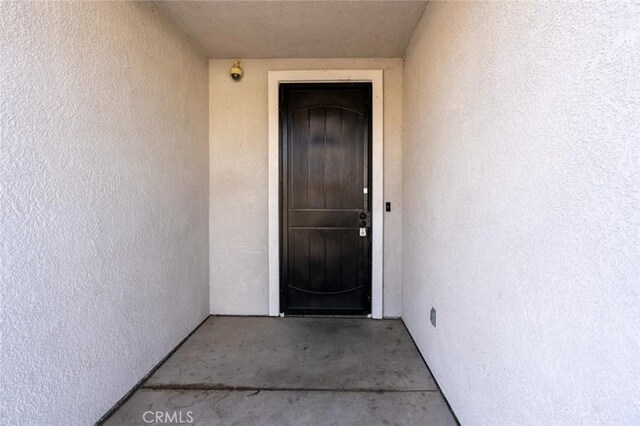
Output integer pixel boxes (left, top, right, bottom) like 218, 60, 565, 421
141, 384, 439, 394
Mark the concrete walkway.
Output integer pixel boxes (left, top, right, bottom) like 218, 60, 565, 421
104, 317, 457, 425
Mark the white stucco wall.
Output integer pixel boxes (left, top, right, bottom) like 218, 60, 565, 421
402, 2, 639, 424
209, 58, 403, 317
1, 2, 209, 424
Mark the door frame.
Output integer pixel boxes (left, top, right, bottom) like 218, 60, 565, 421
268, 70, 383, 319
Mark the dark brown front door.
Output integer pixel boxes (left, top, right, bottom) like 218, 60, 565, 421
280, 83, 372, 315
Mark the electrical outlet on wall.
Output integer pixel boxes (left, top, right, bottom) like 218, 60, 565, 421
430, 307, 436, 327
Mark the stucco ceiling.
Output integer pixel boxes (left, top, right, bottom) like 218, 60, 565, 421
155, 1, 427, 58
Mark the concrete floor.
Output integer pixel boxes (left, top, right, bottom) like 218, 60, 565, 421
105, 316, 457, 425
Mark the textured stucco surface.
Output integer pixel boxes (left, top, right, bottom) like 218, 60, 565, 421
402, 2, 640, 424
1, 2, 209, 424
209, 58, 403, 317
156, 1, 426, 58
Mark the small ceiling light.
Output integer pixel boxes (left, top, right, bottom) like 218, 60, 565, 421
229, 60, 243, 81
